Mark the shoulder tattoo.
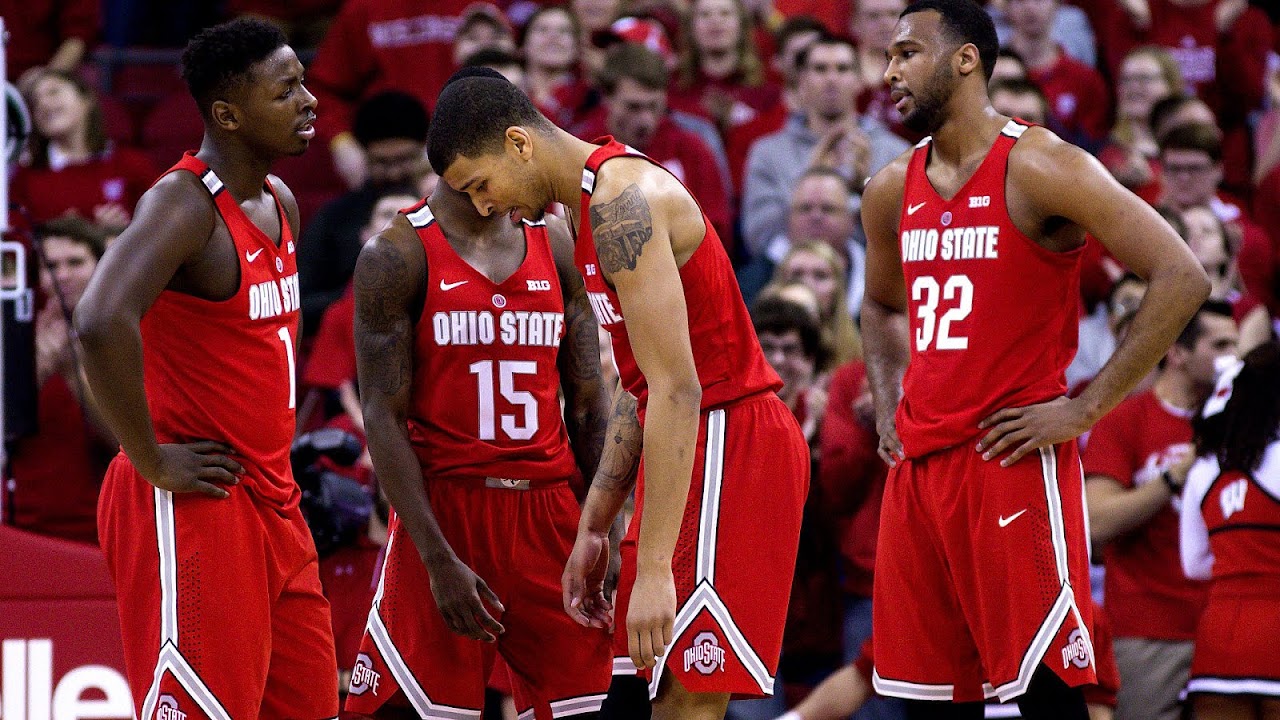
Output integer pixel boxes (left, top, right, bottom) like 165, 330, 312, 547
589, 184, 653, 274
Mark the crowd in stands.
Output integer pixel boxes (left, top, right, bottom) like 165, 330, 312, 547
4, 0, 1280, 718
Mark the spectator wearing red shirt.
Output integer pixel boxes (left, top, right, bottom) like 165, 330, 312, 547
1, 0, 98, 86
521, 6, 592, 129
1099, 46, 1183, 205
1248, 116, 1280, 322
8, 217, 115, 545
574, 43, 733, 252
1101, 0, 1272, 195
669, 0, 782, 135
752, 294, 843, 705
851, 0, 919, 144
1085, 301, 1239, 720
306, 0, 474, 188
1005, 0, 1111, 149
13, 70, 157, 229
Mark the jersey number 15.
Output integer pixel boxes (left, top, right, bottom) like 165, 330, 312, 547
469, 360, 539, 441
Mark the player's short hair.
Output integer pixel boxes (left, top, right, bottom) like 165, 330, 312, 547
462, 47, 522, 71
427, 69, 553, 175
774, 14, 827, 56
181, 17, 287, 119
752, 295, 823, 362
1159, 122, 1223, 163
36, 215, 108, 260
795, 33, 859, 73
1175, 299, 1234, 350
901, 0, 999, 82
598, 43, 670, 93
353, 91, 430, 148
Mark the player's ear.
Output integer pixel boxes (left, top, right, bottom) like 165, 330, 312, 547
210, 100, 241, 132
507, 127, 533, 161
956, 42, 981, 78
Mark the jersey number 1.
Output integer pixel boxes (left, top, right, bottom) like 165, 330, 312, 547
469, 360, 539, 441
912, 275, 973, 351
277, 326, 297, 409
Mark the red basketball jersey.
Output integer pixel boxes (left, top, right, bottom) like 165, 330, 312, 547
140, 153, 302, 509
575, 137, 781, 412
404, 200, 579, 481
1198, 447, 1280, 588
896, 121, 1083, 457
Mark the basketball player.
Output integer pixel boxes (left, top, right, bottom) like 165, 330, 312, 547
1182, 342, 1280, 720
427, 68, 810, 719
344, 174, 613, 716
859, 1, 1210, 718
75, 19, 337, 720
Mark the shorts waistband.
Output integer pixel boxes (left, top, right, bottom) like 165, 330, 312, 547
428, 475, 570, 491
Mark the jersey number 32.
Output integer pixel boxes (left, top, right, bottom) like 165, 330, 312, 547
912, 275, 973, 351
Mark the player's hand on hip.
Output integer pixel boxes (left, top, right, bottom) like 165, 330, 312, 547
977, 396, 1090, 468
427, 557, 505, 642
627, 567, 676, 670
876, 416, 905, 467
562, 529, 614, 629
144, 442, 244, 498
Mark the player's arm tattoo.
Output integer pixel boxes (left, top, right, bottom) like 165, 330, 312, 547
589, 184, 653, 274
560, 279, 609, 487
592, 389, 641, 495
353, 239, 415, 399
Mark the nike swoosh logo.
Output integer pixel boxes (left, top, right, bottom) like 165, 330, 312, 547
907, 202, 927, 215
440, 279, 469, 291
245, 249, 264, 262
998, 509, 1028, 528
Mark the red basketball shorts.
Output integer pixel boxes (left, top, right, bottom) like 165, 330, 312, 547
98, 453, 339, 720
872, 441, 1096, 703
344, 477, 612, 720
611, 392, 809, 698
1187, 582, 1280, 697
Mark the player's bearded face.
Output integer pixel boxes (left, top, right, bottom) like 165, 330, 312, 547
901, 56, 954, 134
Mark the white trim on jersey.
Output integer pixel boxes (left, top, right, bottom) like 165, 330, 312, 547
407, 203, 435, 228
517, 709, 535, 720
549, 693, 608, 717
647, 581, 775, 699
1187, 677, 1280, 698
581, 169, 596, 195
140, 642, 232, 720
521, 217, 547, 227
1001, 120, 1028, 138
612, 656, 638, 676
871, 671, 955, 701
696, 409, 726, 584
155, 487, 179, 645
200, 169, 224, 195
914, 136, 931, 149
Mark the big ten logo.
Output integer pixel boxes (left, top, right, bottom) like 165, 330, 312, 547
1060, 628, 1091, 670
0, 639, 133, 719
155, 695, 186, 720
348, 654, 382, 697
682, 632, 726, 676
968, 195, 991, 208
526, 279, 551, 292
1219, 478, 1248, 520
